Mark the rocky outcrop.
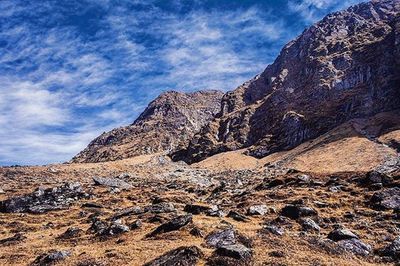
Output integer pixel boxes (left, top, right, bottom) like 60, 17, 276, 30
172, 0, 400, 163
72, 90, 223, 163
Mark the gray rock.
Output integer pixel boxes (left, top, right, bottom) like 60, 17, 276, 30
206, 205, 225, 217
227, 211, 250, 222
31, 250, 71, 266
370, 188, 400, 210
300, 218, 320, 232
129, 220, 142, 230
247, 205, 268, 216
281, 204, 317, 219
264, 225, 284, 236
146, 214, 192, 237
184, 204, 212, 214
144, 246, 203, 266
58, 227, 83, 239
145, 202, 175, 214
328, 228, 358, 241
111, 206, 143, 220
379, 236, 400, 260
92, 176, 133, 190
0, 233, 26, 245
337, 238, 371, 256
215, 244, 253, 260
0, 183, 88, 213
206, 228, 237, 248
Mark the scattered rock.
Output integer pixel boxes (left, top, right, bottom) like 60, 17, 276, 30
227, 211, 250, 222
213, 244, 253, 263
263, 225, 284, 236
129, 220, 142, 230
184, 204, 212, 214
337, 238, 371, 256
31, 250, 71, 266
247, 205, 268, 216
0, 183, 89, 213
92, 176, 133, 190
328, 228, 358, 241
300, 218, 320, 232
378, 236, 400, 260
206, 228, 237, 248
0, 233, 26, 245
189, 227, 204, 237
111, 206, 143, 220
206, 205, 225, 217
58, 227, 83, 239
90, 218, 129, 237
370, 188, 400, 211
281, 204, 317, 219
144, 246, 203, 266
146, 214, 192, 237
145, 202, 175, 214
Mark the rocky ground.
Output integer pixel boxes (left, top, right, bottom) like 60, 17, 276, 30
0, 153, 400, 266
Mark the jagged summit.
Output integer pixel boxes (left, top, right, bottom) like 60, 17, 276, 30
173, 0, 400, 163
71, 90, 223, 163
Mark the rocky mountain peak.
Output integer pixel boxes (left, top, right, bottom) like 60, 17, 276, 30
71, 90, 223, 163
173, 0, 400, 163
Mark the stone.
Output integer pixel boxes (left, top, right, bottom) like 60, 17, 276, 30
145, 202, 175, 214
0, 233, 26, 245
92, 176, 133, 190
300, 218, 320, 232
89, 218, 129, 237
143, 246, 203, 266
378, 236, 400, 260
58, 227, 83, 239
81, 202, 103, 209
189, 227, 204, 237
0, 183, 88, 213
215, 244, 252, 261
263, 225, 284, 236
184, 204, 212, 214
227, 211, 250, 222
146, 214, 192, 237
327, 228, 358, 241
206, 205, 225, 217
370, 188, 400, 210
247, 205, 268, 216
206, 228, 237, 248
111, 206, 143, 220
281, 204, 317, 219
129, 220, 142, 230
337, 238, 371, 256
31, 250, 71, 266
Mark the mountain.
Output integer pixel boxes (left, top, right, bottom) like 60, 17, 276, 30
172, 0, 400, 163
71, 90, 223, 163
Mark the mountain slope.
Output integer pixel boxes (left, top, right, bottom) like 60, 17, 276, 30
172, 0, 400, 163
72, 90, 223, 163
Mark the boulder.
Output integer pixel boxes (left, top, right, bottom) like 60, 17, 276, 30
227, 211, 250, 222
145, 202, 175, 214
146, 214, 192, 237
0, 183, 89, 213
144, 246, 203, 266
328, 228, 358, 241
247, 205, 268, 216
378, 236, 400, 260
300, 218, 320, 232
31, 250, 71, 266
206, 228, 237, 248
184, 204, 212, 215
337, 238, 371, 256
281, 204, 317, 219
370, 188, 400, 210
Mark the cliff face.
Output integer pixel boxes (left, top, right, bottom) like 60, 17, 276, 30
71, 90, 223, 163
172, 0, 400, 163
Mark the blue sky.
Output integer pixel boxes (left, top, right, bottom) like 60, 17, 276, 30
0, 0, 364, 166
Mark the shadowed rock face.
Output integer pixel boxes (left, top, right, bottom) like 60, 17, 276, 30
172, 0, 400, 163
71, 90, 223, 163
